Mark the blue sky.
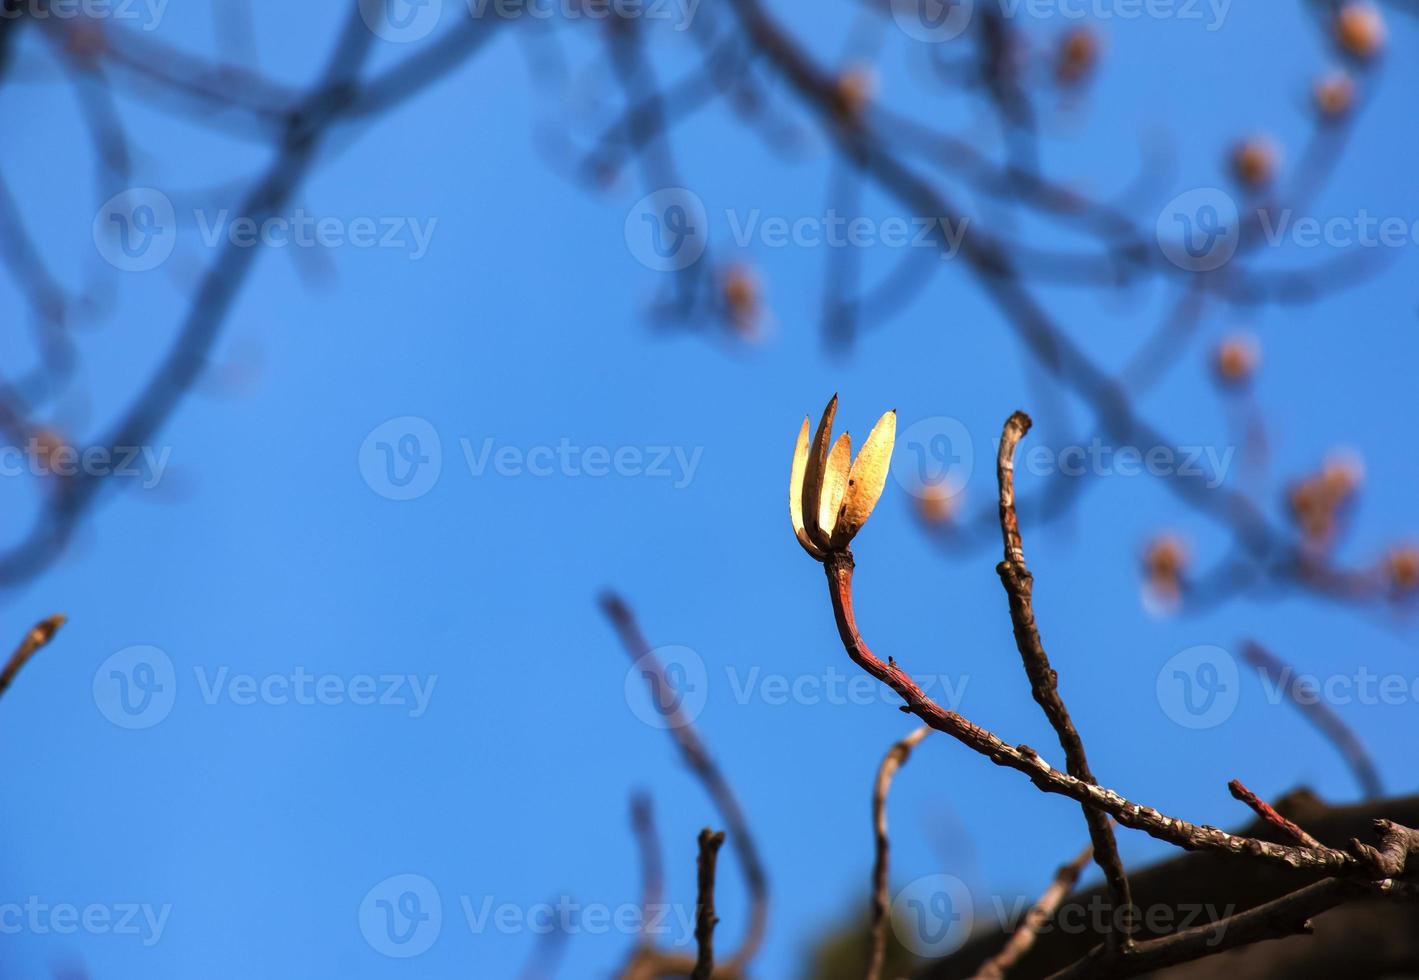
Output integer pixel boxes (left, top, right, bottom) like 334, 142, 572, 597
1, 1, 1417, 977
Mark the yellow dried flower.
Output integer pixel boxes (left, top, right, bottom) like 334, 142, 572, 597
789, 396, 896, 559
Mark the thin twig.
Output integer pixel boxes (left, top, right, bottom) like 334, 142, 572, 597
0, 613, 66, 700
1229, 779, 1324, 849
602, 593, 767, 976
630, 791, 665, 938
867, 724, 930, 980
693, 828, 726, 980
1242, 640, 1383, 799
514, 903, 573, 980
995, 412, 1134, 950
974, 844, 1093, 980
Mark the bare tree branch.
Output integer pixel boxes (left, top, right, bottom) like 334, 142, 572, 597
995, 411, 1134, 949
1229, 780, 1324, 850
1242, 641, 1383, 799
693, 828, 726, 980
0, 613, 66, 701
602, 593, 767, 977
974, 845, 1093, 980
868, 724, 931, 980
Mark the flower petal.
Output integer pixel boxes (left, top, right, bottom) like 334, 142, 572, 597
817, 431, 852, 546
789, 416, 823, 558
832, 409, 896, 548
802, 394, 838, 542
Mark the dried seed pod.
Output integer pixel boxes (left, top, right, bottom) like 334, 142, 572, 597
1231, 137, 1279, 188
1055, 27, 1098, 85
1214, 333, 1260, 386
1313, 72, 1356, 119
1335, 3, 1385, 60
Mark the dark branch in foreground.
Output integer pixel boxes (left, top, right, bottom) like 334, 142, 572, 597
995, 411, 1134, 950
693, 828, 726, 980
920, 789, 1419, 980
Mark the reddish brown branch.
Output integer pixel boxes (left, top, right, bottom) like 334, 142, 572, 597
995, 412, 1134, 950
820, 551, 1372, 876
1229, 780, 1324, 849
975, 845, 1093, 980
693, 828, 726, 980
0, 613, 66, 700
1241, 640, 1383, 799
868, 725, 931, 980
